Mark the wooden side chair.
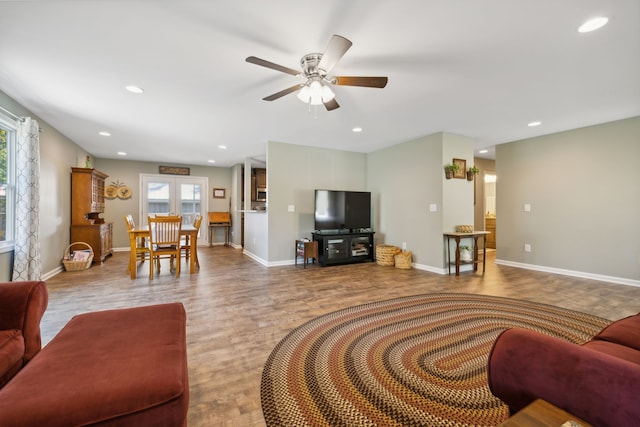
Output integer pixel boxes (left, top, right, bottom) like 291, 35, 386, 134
124, 214, 149, 271
148, 215, 182, 279
181, 213, 202, 269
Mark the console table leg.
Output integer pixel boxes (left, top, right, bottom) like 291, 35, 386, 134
454, 236, 461, 276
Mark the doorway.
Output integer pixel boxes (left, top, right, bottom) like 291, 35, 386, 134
139, 174, 208, 246
484, 172, 496, 249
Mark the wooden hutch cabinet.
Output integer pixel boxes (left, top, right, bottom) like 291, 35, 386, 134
70, 167, 113, 264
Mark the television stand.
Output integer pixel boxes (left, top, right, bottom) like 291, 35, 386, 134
312, 231, 375, 266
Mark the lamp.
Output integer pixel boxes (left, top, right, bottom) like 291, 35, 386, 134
297, 79, 335, 105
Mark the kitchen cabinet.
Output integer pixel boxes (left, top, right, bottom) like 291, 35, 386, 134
255, 168, 266, 188
251, 176, 256, 201
485, 217, 496, 249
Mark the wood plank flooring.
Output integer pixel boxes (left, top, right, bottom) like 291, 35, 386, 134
41, 247, 640, 426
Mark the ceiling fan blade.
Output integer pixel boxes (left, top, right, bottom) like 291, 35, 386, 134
333, 76, 388, 88
246, 56, 300, 76
324, 98, 340, 111
318, 35, 352, 73
262, 84, 304, 101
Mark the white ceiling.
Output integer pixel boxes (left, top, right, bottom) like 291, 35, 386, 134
1, 0, 638, 167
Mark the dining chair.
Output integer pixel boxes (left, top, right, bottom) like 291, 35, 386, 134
181, 213, 202, 269
124, 214, 149, 270
148, 215, 182, 279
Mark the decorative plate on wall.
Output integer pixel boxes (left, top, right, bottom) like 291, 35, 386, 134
117, 186, 132, 199
105, 181, 132, 200
105, 185, 118, 199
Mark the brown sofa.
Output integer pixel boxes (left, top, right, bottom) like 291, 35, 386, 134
0, 281, 189, 426
487, 312, 640, 427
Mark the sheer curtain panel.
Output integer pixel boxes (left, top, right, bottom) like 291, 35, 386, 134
12, 118, 41, 280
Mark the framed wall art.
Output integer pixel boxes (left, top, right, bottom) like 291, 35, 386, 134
213, 188, 226, 199
453, 158, 466, 179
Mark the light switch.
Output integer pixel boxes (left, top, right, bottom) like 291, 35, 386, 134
429, 203, 437, 212
288, 205, 295, 212
524, 203, 531, 212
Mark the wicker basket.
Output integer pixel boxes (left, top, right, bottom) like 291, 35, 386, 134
394, 251, 412, 269
376, 244, 401, 266
62, 242, 94, 271
455, 225, 474, 233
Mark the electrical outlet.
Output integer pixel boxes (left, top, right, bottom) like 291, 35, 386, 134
429, 203, 437, 212
288, 205, 295, 212
402, 242, 407, 250
524, 243, 531, 252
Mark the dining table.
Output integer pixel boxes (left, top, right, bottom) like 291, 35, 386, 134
127, 224, 198, 279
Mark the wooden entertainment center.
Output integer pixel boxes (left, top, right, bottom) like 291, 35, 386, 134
312, 231, 374, 266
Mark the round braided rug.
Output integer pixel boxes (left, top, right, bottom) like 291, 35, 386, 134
261, 293, 609, 427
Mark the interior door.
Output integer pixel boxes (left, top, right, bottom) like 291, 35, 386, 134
140, 174, 208, 246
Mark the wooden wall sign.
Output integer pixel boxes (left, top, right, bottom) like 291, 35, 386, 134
159, 166, 190, 175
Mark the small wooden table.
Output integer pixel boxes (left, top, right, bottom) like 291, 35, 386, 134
208, 212, 231, 246
128, 225, 198, 279
443, 231, 490, 276
295, 240, 318, 268
499, 399, 592, 427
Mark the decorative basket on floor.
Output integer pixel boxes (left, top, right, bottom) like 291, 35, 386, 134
455, 225, 474, 233
62, 242, 94, 271
376, 244, 401, 266
394, 251, 412, 269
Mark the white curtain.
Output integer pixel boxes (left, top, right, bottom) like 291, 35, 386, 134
12, 118, 41, 280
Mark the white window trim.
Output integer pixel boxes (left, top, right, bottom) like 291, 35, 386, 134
0, 112, 16, 253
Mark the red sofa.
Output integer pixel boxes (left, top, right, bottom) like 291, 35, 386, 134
0, 281, 48, 388
487, 313, 640, 427
0, 281, 189, 426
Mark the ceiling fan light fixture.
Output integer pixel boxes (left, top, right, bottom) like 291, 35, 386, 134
321, 84, 335, 102
297, 80, 335, 105
309, 81, 323, 105
296, 85, 311, 103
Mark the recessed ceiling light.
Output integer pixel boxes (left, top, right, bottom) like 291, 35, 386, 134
98, 131, 111, 136
208, 160, 216, 163
217, 145, 227, 150
578, 17, 609, 33
117, 152, 127, 156
528, 121, 542, 127
479, 149, 489, 154
125, 85, 144, 94
352, 127, 363, 133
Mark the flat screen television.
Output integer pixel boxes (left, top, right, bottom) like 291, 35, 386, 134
314, 190, 371, 231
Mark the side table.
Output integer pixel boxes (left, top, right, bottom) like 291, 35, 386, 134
295, 240, 318, 268
443, 231, 490, 276
498, 399, 592, 427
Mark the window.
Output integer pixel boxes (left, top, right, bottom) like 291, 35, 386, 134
0, 114, 16, 252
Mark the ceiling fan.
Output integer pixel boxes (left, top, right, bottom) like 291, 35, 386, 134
246, 35, 388, 111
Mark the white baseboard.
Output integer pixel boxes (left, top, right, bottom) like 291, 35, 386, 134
42, 266, 64, 280
495, 259, 640, 288
413, 263, 447, 275
242, 250, 268, 266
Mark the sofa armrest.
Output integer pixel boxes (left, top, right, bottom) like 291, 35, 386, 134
0, 281, 48, 363
487, 327, 640, 427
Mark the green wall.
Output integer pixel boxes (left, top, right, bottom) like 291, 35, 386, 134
496, 116, 640, 283
266, 141, 367, 264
